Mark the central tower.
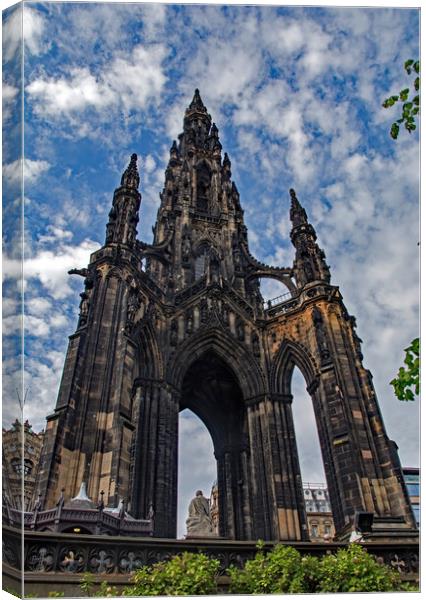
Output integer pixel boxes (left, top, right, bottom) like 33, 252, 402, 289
37, 91, 417, 542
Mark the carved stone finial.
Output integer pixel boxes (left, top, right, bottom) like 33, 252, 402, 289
289, 188, 308, 227
188, 88, 207, 113
121, 153, 140, 190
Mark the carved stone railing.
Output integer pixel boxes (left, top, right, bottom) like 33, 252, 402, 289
265, 283, 339, 318
264, 290, 292, 309
2, 525, 419, 580
2, 505, 153, 537
175, 275, 208, 305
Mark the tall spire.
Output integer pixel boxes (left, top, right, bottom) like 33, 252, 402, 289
289, 188, 330, 287
289, 188, 308, 227
187, 88, 208, 114
121, 153, 140, 190
105, 154, 141, 247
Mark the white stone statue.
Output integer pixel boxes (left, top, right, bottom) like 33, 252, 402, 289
185, 490, 214, 537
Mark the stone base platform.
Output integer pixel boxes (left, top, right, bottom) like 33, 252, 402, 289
2, 525, 419, 597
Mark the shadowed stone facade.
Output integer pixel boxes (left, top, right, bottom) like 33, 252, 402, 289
35, 90, 417, 542
2, 420, 44, 511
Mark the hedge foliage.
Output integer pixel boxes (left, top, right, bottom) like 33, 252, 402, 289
122, 551, 220, 596
228, 543, 416, 594
75, 543, 417, 596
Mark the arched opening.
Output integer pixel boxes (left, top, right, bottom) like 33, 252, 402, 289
177, 411, 216, 538
179, 351, 249, 539
194, 247, 209, 280
61, 525, 92, 535
259, 278, 293, 308
291, 367, 326, 484
290, 366, 330, 541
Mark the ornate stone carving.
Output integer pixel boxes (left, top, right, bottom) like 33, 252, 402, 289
118, 550, 144, 574
89, 549, 115, 574
200, 298, 209, 323
170, 319, 178, 346
312, 306, 331, 365
251, 331, 261, 358
185, 309, 193, 334
59, 547, 85, 572
27, 546, 54, 572
236, 316, 245, 342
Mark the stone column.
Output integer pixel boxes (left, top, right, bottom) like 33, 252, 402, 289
246, 397, 276, 540
269, 394, 309, 541
131, 380, 179, 537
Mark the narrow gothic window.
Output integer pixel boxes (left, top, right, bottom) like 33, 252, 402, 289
195, 250, 208, 279
196, 162, 211, 212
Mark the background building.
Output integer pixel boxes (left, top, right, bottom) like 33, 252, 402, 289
2, 420, 44, 511
303, 482, 335, 542
210, 482, 219, 535
403, 467, 420, 526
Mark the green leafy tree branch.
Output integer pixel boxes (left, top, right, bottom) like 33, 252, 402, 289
383, 59, 420, 139
390, 337, 419, 401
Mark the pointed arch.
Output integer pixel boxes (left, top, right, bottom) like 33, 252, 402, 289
166, 327, 267, 399
134, 320, 164, 380
270, 338, 319, 396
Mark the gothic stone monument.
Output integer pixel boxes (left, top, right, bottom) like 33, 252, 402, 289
36, 90, 417, 542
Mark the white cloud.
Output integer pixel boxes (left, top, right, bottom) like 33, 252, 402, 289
39, 226, 74, 245
26, 44, 167, 120
26, 296, 52, 317
24, 5, 47, 56
2, 5, 46, 62
143, 154, 156, 174
2, 82, 19, 122
4, 239, 100, 299
3, 158, 51, 188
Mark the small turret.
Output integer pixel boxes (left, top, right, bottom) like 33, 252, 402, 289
289, 189, 330, 287
105, 154, 141, 247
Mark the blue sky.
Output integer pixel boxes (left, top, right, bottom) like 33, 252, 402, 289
2, 1, 420, 535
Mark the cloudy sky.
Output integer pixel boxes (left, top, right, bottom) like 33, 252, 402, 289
2, 1, 419, 536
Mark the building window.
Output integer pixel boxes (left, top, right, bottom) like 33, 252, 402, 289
324, 523, 331, 535
406, 483, 420, 496
194, 246, 211, 280
11, 458, 22, 475
311, 524, 318, 538
196, 162, 211, 212
23, 459, 34, 476
412, 505, 420, 525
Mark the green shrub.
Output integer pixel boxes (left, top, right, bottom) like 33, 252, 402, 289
123, 551, 220, 596
228, 543, 410, 594
228, 542, 321, 594
79, 573, 119, 597
316, 544, 402, 593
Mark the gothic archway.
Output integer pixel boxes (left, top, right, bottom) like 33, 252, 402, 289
271, 338, 346, 534
167, 327, 267, 400
179, 351, 250, 539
